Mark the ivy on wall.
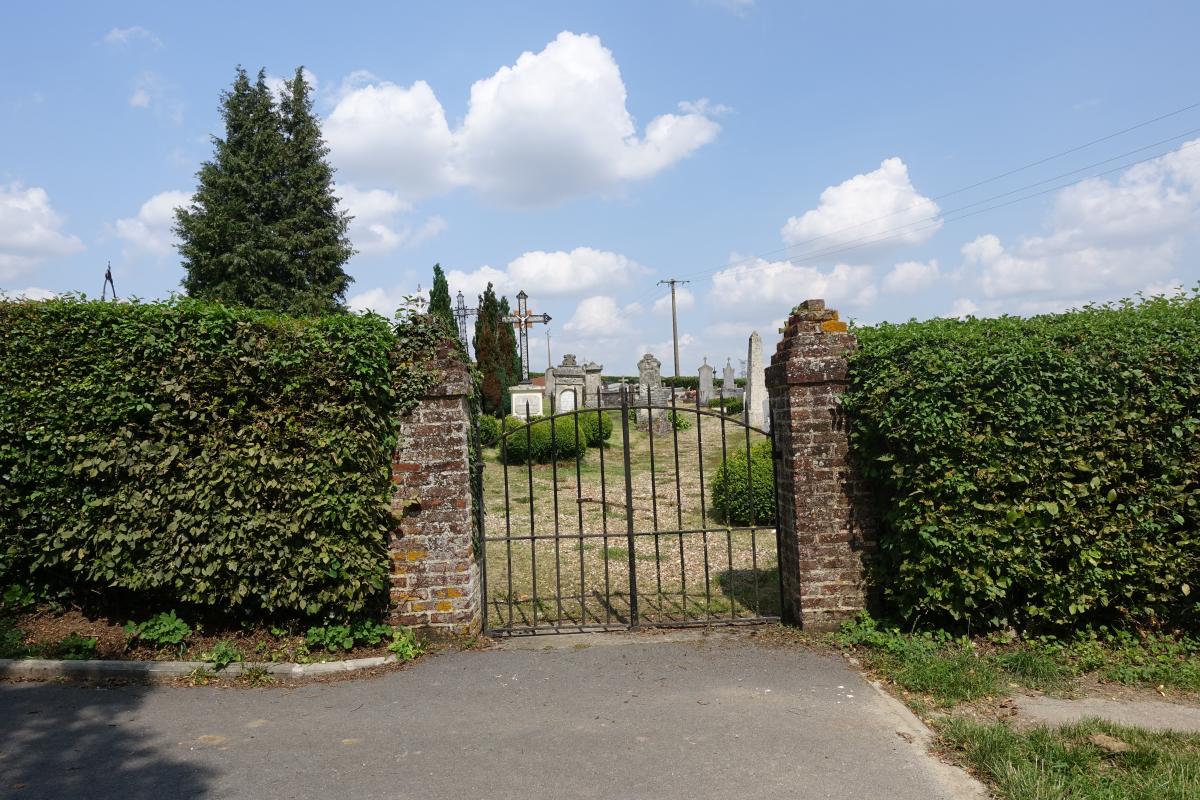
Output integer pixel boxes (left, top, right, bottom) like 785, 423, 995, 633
0, 297, 450, 621
843, 293, 1200, 631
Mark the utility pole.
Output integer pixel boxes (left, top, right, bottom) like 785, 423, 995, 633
657, 278, 690, 380
546, 330, 552, 369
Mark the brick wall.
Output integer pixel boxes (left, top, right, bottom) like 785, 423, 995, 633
389, 346, 481, 635
765, 299, 878, 631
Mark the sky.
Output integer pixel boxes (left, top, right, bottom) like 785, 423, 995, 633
3, 1, 1200, 374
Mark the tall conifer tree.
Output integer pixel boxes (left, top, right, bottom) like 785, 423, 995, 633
429, 264, 454, 329
176, 67, 352, 314
473, 283, 503, 416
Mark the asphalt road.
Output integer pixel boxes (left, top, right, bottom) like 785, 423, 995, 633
0, 631, 983, 799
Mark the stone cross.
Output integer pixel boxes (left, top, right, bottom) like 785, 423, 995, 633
698, 357, 715, 405
744, 331, 767, 429
501, 290, 551, 384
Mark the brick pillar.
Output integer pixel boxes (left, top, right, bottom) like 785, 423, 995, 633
765, 299, 878, 631
389, 348, 481, 635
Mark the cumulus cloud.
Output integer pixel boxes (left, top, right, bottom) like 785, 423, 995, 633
563, 295, 643, 338
881, 259, 940, 294
710, 257, 877, 311
0, 286, 58, 301
335, 185, 445, 254
264, 68, 319, 100
960, 138, 1200, 304
652, 286, 695, 314
326, 32, 721, 206
347, 285, 428, 317
128, 72, 182, 124
0, 183, 84, 280
446, 247, 648, 300
115, 190, 190, 257
103, 26, 162, 48
781, 157, 940, 258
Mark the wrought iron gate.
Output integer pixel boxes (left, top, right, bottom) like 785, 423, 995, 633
480, 387, 782, 635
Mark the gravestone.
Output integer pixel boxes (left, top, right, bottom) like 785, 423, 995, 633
721, 358, 740, 400
583, 361, 603, 406
698, 358, 715, 405
744, 331, 767, 429
551, 354, 584, 412
635, 353, 669, 430
543, 367, 556, 400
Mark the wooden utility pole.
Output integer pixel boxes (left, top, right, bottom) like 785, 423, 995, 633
657, 278, 690, 379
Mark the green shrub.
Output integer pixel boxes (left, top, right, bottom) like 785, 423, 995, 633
125, 610, 192, 648
667, 411, 692, 431
305, 619, 395, 652
52, 633, 98, 660
706, 397, 743, 415
478, 415, 501, 447
0, 297, 449, 620
577, 411, 614, 446
388, 626, 424, 661
842, 294, 1200, 631
710, 441, 775, 525
500, 416, 586, 463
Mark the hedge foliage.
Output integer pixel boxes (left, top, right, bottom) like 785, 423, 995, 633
578, 410, 614, 446
842, 294, 1200, 631
478, 415, 501, 448
499, 415, 587, 464
710, 441, 776, 526
0, 297, 448, 621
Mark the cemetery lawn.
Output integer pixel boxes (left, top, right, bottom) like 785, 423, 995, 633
830, 615, 1200, 799
480, 411, 780, 629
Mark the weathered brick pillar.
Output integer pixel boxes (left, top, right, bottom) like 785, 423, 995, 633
765, 299, 878, 630
389, 349, 481, 635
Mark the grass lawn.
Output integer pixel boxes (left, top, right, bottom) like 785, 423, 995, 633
833, 614, 1200, 798
481, 410, 779, 630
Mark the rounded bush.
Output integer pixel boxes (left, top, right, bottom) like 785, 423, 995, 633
548, 416, 587, 461
710, 441, 775, 526
577, 411, 614, 446
478, 414, 501, 448
499, 416, 587, 463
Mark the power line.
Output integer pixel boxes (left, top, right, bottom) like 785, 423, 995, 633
679, 99, 1200, 280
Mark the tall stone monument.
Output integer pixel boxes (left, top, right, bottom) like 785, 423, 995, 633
635, 353, 668, 429
697, 358, 715, 405
744, 331, 767, 429
550, 354, 584, 411
721, 358, 738, 400
583, 361, 603, 406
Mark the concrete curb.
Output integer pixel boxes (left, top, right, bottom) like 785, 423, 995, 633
0, 654, 397, 682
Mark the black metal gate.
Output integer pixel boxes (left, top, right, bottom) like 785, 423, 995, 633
480, 387, 782, 635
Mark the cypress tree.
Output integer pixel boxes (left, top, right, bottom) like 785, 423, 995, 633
176, 66, 352, 314
429, 264, 454, 329
497, 295, 522, 390
474, 283, 503, 416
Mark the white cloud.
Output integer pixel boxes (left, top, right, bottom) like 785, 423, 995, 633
347, 285, 428, 317
326, 80, 460, 199
326, 31, 721, 206
1, 286, 57, 301
115, 190, 190, 257
710, 257, 877, 311
0, 183, 84, 280
653, 286, 695, 314
563, 295, 642, 338
960, 139, 1200, 306
128, 72, 182, 124
103, 26, 162, 48
264, 68, 319, 100
447, 247, 648, 300
881, 259, 939, 294
947, 298, 980, 319
781, 157, 940, 258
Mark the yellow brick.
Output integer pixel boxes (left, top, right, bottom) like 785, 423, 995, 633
436, 601, 454, 612
437, 588, 463, 599
406, 549, 428, 562
820, 320, 848, 333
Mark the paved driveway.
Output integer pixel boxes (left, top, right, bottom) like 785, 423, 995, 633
0, 631, 982, 799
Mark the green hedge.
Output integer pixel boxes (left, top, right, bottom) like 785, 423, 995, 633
578, 410, 614, 446
478, 415, 501, 447
842, 295, 1200, 631
710, 441, 776, 526
499, 416, 587, 464
0, 298, 447, 621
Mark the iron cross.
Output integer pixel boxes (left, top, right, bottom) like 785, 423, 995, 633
453, 291, 478, 353
501, 290, 551, 384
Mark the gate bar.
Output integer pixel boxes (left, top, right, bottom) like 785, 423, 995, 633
620, 388, 639, 626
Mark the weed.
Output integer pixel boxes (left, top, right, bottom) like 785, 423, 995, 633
388, 626, 424, 661
187, 666, 215, 686
54, 633, 98, 660
125, 611, 192, 651
239, 666, 275, 687
0, 618, 26, 658
1, 585, 36, 611
306, 619, 395, 653
204, 640, 242, 671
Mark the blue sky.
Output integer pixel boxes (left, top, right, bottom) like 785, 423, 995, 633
3, 1, 1200, 373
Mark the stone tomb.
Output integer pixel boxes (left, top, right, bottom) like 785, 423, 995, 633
697, 358, 715, 405
510, 385, 543, 418
635, 352, 671, 432
547, 354, 585, 412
